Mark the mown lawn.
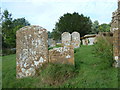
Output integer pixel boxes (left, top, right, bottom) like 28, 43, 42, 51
2, 45, 118, 88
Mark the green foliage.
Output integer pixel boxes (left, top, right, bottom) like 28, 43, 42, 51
94, 36, 113, 67
2, 9, 30, 49
38, 63, 76, 86
2, 10, 13, 48
98, 23, 110, 32
2, 48, 16, 56
48, 31, 52, 39
52, 12, 92, 40
91, 20, 99, 34
51, 29, 61, 41
2, 46, 118, 88
13, 18, 30, 27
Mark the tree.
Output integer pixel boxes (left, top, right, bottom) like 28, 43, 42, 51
48, 31, 52, 39
98, 23, 110, 32
2, 10, 13, 48
13, 18, 30, 27
52, 12, 92, 40
51, 28, 61, 40
2, 9, 30, 48
91, 20, 99, 34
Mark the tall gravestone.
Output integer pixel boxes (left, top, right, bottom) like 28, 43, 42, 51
71, 32, 80, 48
16, 25, 48, 78
61, 32, 71, 46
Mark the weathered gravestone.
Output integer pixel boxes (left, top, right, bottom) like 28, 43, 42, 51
49, 45, 74, 65
71, 32, 80, 48
16, 25, 48, 78
61, 32, 71, 46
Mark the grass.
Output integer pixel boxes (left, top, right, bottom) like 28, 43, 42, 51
0, 56, 2, 89
2, 45, 118, 88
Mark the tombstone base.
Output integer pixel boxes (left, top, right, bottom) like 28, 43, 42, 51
49, 45, 74, 65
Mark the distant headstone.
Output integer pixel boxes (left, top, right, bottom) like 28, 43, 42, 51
88, 37, 95, 45
61, 32, 71, 46
49, 45, 74, 65
16, 25, 48, 78
82, 39, 88, 45
48, 39, 56, 47
71, 32, 80, 48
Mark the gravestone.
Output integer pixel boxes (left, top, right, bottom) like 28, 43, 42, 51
61, 32, 71, 46
71, 32, 80, 48
16, 25, 48, 78
49, 45, 74, 65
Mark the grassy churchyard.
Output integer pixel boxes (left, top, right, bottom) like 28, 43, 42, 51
2, 45, 118, 88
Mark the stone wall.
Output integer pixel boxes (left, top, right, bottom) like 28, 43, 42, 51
71, 32, 80, 48
16, 25, 48, 78
111, 0, 120, 67
113, 30, 119, 61
49, 45, 74, 65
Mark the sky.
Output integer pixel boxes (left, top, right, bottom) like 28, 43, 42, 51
1, 0, 118, 32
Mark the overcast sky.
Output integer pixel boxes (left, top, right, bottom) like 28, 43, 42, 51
1, 0, 118, 32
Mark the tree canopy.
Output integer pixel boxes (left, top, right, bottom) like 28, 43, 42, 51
52, 12, 92, 40
98, 23, 110, 32
2, 10, 30, 48
91, 20, 99, 34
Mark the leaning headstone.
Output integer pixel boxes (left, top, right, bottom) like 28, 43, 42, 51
49, 45, 74, 65
61, 32, 71, 46
16, 25, 48, 78
71, 32, 80, 48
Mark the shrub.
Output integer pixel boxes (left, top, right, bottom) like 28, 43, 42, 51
38, 63, 76, 86
94, 36, 113, 67
2, 48, 16, 56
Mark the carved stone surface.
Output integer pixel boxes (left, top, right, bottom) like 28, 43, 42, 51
49, 45, 74, 65
71, 32, 80, 48
61, 32, 71, 46
16, 25, 48, 78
